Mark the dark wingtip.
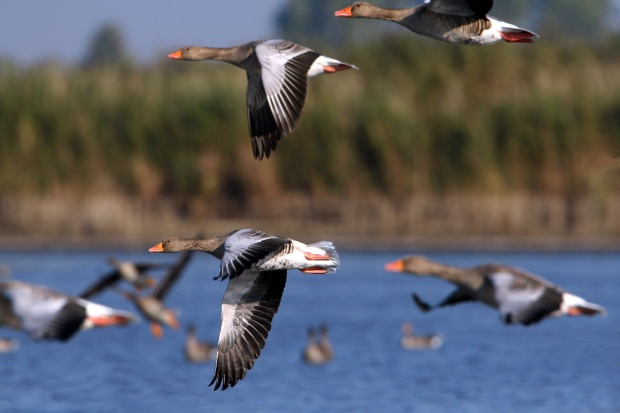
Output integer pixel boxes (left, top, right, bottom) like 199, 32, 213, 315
412, 293, 432, 312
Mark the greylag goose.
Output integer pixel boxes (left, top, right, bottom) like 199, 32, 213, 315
78, 257, 165, 299
385, 256, 606, 326
168, 40, 357, 160
401, 322, 442, 350
149, 229, 340, 390
120, 251, 193, 339
302, 324, 334, 364
185, 324, 216, 363
335, 1, 538, 45
0, 280, 137, 341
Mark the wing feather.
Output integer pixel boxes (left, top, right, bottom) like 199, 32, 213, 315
210, 270, 287, 390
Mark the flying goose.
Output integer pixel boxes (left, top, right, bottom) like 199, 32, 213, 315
78, 257, 165, 299
149, 228, 340, 390
385, 256, 606, 326
0, 280, 137, 341
120, 251, 193, 339
335, 0, 538, 45
168, 40, 357, 160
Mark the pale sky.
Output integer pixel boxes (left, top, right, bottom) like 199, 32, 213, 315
0, 0, 287, 65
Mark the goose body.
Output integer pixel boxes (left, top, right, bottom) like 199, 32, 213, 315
385, 256, 606, 326
302, 327, 324, 364
149, 229, 339, 390
401, 322, 442, 350
168, 40, 357, 160
335, 0, 538, 45
0, 280, 137, 341
303, 325, 334, 364
185, 324, 216, 363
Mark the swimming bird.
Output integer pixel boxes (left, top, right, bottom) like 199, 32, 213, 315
0, 337, 18, 353
335, 0, 538, 45
120, 251, 193, 339
302, 324, 334, 364
79, 257, 165, 299
385, 256, 606, 326
149, 229, 340, 390
401, 322, 442, 350
185, 324, 216, 363
0, 280, 137, 341
168, 40, 357, 160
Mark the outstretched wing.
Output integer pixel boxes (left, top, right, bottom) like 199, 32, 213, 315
78, 271, 122, 299
210, 269, 287, 390
247, 40, 320, 159
153, 250, 193, 301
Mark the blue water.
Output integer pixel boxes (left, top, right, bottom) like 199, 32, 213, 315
0, 249, 617, 413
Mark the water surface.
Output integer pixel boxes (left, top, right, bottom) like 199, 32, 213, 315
0, 249, 617, 413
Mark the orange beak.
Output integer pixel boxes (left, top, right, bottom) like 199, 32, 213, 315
168, 50, 183, 59
149, 242, 164, 253
385, 259, 405, 272
334, 6, 353, 17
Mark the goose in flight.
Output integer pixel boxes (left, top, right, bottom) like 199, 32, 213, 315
120, 251, 193, 339
149, 228, 340, 390
0, 280, 137, 341
78, 257, 165, 299
385, 256, 605, 326
335, 0, 538, 45
168, 40, 357, 160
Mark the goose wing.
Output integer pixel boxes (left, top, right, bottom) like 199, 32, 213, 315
427, 0, 493, 16
489, 271, 562, 325
247, 40, 320, 159
210, 269, 287, 390
219, 229, 292, 280
78, 270, 122, 299
153, 250, 193, 301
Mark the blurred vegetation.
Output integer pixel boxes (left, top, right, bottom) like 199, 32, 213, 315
1, 32, 620, 238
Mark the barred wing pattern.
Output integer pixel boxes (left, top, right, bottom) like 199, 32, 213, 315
210, 269, 287, 390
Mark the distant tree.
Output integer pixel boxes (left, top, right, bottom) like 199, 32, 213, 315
81, 23, 129, 68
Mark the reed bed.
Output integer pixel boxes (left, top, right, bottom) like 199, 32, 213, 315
1, 37, 619, 243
